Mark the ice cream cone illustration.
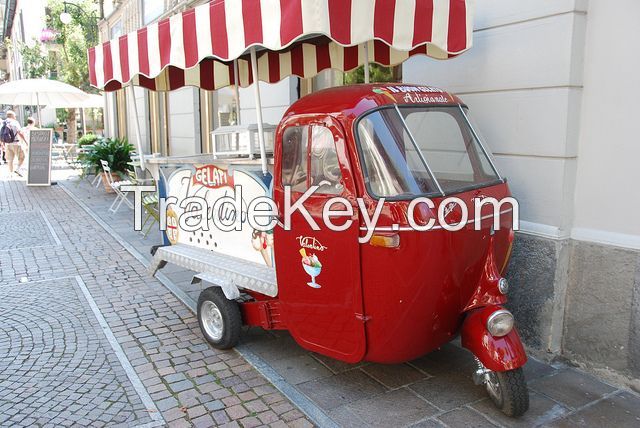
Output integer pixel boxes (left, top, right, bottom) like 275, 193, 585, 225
300, 248, 322, 288
252, 229, 273, 267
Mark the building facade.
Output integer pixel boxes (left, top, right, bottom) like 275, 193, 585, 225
404, 0, 640, 384
0, 0, 56, 125
100, 0, 640, 385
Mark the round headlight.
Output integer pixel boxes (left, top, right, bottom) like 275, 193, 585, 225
486, 309, 514, 337
498, 278, 509, 294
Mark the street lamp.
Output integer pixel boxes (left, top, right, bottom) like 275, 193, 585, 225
59, 11, 73, 25
58, 2, 98, 44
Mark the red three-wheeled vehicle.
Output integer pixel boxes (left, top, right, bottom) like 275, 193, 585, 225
148, 84, 529, 417
88, 0, 529, 418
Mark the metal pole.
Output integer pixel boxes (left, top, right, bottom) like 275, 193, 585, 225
36, 93, 42, 127
250, 47, 268, 176
127, 84, 145, 170
363, 42, 370, 83
233, 59, 241, 125
81, 108, 87, 135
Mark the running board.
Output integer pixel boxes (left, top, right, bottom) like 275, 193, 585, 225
148, 243, 277, 297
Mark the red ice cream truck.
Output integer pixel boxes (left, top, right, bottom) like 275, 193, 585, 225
147, 83, 529, 417
88, 0, 529, 418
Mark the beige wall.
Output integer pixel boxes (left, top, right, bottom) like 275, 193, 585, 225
571, 0, 640, 248
403, 0, 638, 247
404, 0, 590, 242
167, 86, 201, 156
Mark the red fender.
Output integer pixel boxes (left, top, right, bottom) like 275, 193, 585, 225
461, 305, 527, 372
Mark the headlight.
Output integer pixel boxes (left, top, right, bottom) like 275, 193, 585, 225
486, 309, 514, 337
498, 278, 509, 294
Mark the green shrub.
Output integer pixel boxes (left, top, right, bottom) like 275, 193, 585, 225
78, 133, 102, 147
78, 137, 134, 178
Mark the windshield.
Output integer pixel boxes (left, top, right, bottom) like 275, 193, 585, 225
356, 106, 501, 198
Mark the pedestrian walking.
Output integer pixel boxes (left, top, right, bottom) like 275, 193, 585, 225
1, 110, 27, 176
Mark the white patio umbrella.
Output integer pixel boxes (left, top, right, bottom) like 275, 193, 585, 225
49, 93, 104, 109
0, 78, 91, 120
47, 93, 105, 135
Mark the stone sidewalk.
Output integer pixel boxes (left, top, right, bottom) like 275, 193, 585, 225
0, 174, 312, 428
52, 172, 640, 428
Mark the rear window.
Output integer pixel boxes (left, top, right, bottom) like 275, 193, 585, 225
356, 106, 501, 198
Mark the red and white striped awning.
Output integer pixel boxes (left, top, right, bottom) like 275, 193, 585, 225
89, 0, 474, 92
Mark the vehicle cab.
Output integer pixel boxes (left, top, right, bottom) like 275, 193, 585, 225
271, 84, 516, 364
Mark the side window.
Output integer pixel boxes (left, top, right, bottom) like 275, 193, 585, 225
281, 124, 343, 195
310, 126, 343, 195
281, 126, 308, 193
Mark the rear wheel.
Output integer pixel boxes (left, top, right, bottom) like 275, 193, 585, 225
484, 368, 529, 417
197, 287, 241, 349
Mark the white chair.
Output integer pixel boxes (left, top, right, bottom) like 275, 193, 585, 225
100, 160, 134, 213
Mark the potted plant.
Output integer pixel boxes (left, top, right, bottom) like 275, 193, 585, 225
78, 137, 134, 193
77, 133, 102, 147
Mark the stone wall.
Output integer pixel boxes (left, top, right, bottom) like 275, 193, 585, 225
563, 242, 640, 378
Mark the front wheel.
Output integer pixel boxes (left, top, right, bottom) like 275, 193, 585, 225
484, 368, 529, 417
197, 287, 242, 349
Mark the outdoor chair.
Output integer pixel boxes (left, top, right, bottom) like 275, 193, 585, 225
74, 145, 102, 187
141, 193, 160, 238
100, 160, 134, 213
127, 165, 154, 186
125, 170, 158, 237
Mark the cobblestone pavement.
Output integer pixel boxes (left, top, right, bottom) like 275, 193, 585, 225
0, 175, 313, 428
0, 278, 154, 427
55, 172, 640, 428
0, 211, 58, 250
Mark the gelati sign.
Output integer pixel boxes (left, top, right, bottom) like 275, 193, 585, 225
27, 129, 53, 186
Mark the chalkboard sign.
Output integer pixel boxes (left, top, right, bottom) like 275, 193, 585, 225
27, 129, 53, 186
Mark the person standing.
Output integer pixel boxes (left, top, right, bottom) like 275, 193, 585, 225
22, 117, 36, 161
1, 110, 27, 176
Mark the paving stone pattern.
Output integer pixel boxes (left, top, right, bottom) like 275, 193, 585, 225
58, 176, 640, 428
0, 180, 312, 428
0, 211, 56, 250
0, 278, 152, 427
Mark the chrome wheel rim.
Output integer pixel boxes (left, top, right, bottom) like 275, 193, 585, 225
201, 301, 223, 341
485, 371, 502, 404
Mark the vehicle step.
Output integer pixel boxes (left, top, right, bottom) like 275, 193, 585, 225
148, 243, 277, 297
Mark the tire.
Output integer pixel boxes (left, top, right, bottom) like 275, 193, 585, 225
197, 287, 242, 349
485, 368, 529, 417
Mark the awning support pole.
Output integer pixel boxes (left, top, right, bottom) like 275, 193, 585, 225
233, 59, 241, 125
363, 42, 370, 83
127, 84, 145, 170
250, 47, 268, 176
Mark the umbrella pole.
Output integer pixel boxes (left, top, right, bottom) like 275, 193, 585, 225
36, 93, 42, 126
363, 42, 370, 84
127, 84, 145, 170
233, 59, 241, 125
82, 108, 87, 135
250, 47, 268, 176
